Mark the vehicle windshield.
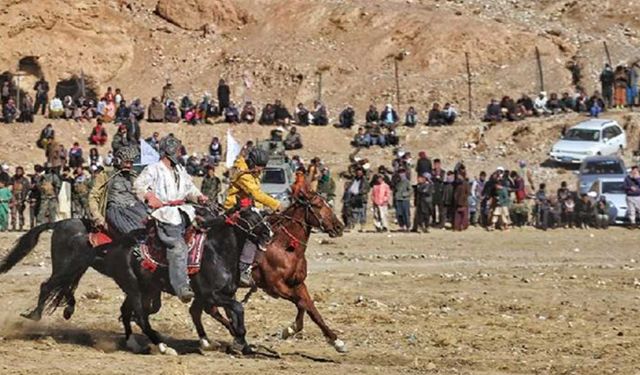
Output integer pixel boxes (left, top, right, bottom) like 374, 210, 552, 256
602, 181, 626, 194
564, 128, 600, 142
580, 160, 624, 175
262, 168, 286, 184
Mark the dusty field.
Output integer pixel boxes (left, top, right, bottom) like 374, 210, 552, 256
0, 227, 639, 374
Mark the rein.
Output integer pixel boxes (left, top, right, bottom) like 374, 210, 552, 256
269, 196, 326, 250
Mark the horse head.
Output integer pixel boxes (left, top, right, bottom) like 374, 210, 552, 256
294, 190, 344, 238
235, 207, 273, 249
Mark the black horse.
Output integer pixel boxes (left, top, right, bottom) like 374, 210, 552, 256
0, 207, 272, 355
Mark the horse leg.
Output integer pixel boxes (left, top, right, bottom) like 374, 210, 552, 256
189, 298, 215, 351
20, 279, 52, 321
120, 297, 145, 354
293, 283, 347, 353
62, 293, 76, 320
281, 305, 305, 340
205, 306, 235, 336
213, 296, 250, 354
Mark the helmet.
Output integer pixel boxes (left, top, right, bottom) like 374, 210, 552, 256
159, 135, 182, 164
246, 148, 269, 169
114, 146, 139, 169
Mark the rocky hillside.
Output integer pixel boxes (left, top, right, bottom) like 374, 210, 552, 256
1, 0, 639, 115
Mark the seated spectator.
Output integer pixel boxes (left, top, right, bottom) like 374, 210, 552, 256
368, 122, 386, 147
184, 105, 201, 125
89, 119, 108, 146
590, 99, 603, 118
270, 127, 284, 142
180, 95, 193, 119
365, 104, 379, 125
593, 196, 610, 229
352, 127, 371, 148
164, 101, 180, 123
574, 91, 588, 112
312, 100, 328, 126
384, 127, 399, 146
2, 98, 17, 123
442, 103, 457, 125
259, 103, 276, 125
380, 104, 398, 127
205, 99, 219, 121
115, 99, 130, 123
129, 98, 145, 121
114, 88, 124, 105
224, 102, 240, 123
284, 127, 303, 150
104, 150, 114, 166
49, 96, 64, 119
547, 92, 562, 114
575, 193, 594, 228
500, 96, 522, 121
533, 91, 551, 116
516, 94, 534, 116
586, 93, 606, 116
240, 101, 256, 123
146, 131, 160, 151
18, 94, 34, 123
295, 103, 310, 125
338, 105, 355, 128
37, 123, 55, 149
186, 153, 204, 176
274, 99, 292, 125
483, 99, 502, 122
64, 96, 77, 119
208, 137, 223, 164
111, 125, 132, 153
560, 92, 575, 112
148, 97, 164, 122
68, 142, 84, 169
428, 103, 446, 126
404, 106, 418, 127
88, 147, 103, 168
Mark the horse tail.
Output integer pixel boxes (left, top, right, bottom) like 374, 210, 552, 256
0, 222, 57, 274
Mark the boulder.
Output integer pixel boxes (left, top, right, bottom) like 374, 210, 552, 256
155, 0, 249, 31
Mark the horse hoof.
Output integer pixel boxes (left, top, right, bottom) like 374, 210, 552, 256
199, 338, 215, 351
242, 345, 255, 355
20, 310, 41, 322
331, 339, 348, 353
158, 343, 178, 356
63, 306, 75, 320
280, 325, 296, 340
126, 336, 145, 354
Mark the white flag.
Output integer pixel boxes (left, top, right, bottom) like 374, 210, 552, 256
226, 129, 242, 168
140, 139, 160, 166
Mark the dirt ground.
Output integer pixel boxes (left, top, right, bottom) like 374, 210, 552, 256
0, 226, 639, 375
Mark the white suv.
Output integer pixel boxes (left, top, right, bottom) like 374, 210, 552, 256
549, 119, 626, 164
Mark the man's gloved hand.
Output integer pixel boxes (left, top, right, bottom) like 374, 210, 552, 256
94, 217, 106, 230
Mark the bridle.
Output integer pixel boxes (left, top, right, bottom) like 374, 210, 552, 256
270, 193, 333, 249
193, 203, 272, 243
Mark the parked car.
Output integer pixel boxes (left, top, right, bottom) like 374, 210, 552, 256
261, 159, 293, 208
588, 177, 628, 224
549, 119, 626, 164
576, 156, 626, 194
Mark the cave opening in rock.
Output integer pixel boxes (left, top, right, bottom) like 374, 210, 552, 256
55, 74, 99, 102
18, 56, 43, 78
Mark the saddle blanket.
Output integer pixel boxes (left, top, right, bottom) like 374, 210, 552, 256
140, 231, 207, 275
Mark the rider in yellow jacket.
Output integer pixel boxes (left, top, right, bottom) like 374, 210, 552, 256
224, 148, 280, 286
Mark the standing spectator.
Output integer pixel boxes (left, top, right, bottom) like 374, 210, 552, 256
338, 105, 355, 128
411, 174, 433, 233
346, 168, 369, 232
600, 64, 615, 108
312, 101, 328, 126
36, 167, 61, 224
624, 165, 640, 228
535, 183, 551, 230
394, 168, 412, 231
431, 159, 446, 228
68, 142, 84, 169
33, 76, 50, 116
489, 179, 511, 231
453, 167, 470, 231
9, 166, 30, 231
89, 119, 108, 145
371, 174, 391, 232
627, 63, 638, 107
415, 151, 432, 177
284, 127, 303, 150
470, 171, 486, 226
217, 79, 230, 113
0, 179, 10, 232
404, 106, 418, 127
1, 81, 11, 105
442, 171, 455, 227
557, 181, 572, 227
614, 65, 628, 109
201, 165, 221, 203
317, 167, 336, 206
114, 88, 124, 105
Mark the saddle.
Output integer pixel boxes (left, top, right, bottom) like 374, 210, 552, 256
139, 221, 207, 275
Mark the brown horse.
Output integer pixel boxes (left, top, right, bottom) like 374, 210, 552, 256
199, 190, 346, 353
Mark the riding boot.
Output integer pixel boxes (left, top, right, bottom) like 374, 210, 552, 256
239, 262, 254, 287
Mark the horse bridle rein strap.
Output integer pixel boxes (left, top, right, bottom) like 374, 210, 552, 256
192, 203, 269, 242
